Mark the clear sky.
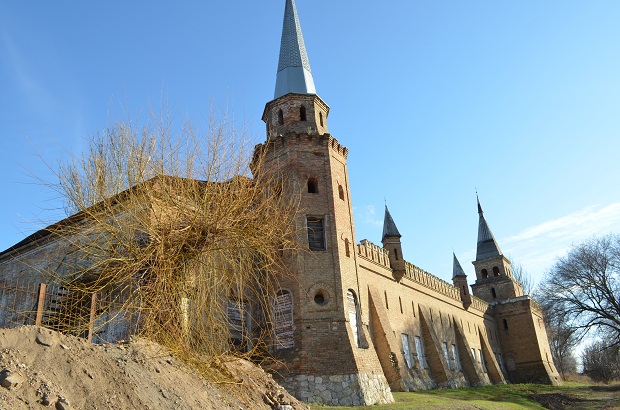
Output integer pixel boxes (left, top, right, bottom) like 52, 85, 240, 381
1, 1, 619, 288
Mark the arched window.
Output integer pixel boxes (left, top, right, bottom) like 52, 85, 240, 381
345, 238, 350, 257
307, 178, 318, 193
493, 266, 500, 276
300, 105, 307, 121
277, 109, 284, 125
273, 290, 294, 350
346, 290, 362, 348
338, 185, 345, 200
481, 269, 488, 278
319, 111, 324, 127
491, 287, 497, 298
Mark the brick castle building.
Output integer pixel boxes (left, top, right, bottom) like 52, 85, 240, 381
254, 0, 561, 405
0, 0, 561, 406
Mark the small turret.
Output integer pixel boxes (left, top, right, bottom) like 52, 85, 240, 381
382, 206, 406, 282
452, 253, 471, 308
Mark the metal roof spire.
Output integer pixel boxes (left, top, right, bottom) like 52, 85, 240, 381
476, 196, 503, 261
382, 205, 402, 241
274, 0, 317, 99
452, 253, 467, 278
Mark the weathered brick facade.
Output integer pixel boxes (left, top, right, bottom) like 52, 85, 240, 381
0, 0, 562, 406
252, 76, 561, 405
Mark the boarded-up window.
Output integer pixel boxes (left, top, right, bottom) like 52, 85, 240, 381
227, 299, 246, 333
452, 344, 461, 370
273, 290, 294, 350
346, 290, 361, 348
443, 342, 452, 370
415, 336, 427, 368
307, 217, 325, 251
402, 334, 413, 368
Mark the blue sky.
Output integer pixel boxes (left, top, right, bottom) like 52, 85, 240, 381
1, 1, 619, 288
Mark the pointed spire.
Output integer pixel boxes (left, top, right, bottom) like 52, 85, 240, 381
274, 0, 317, 99
453, 253, 467, 278
476, 196, 503, 261
382, 205, 402, 241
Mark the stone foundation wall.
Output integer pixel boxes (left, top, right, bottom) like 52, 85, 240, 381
280, 372, 394, 406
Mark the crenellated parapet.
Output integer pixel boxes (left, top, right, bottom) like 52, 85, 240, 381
356, 239, 390, 268
403, 262, 462, 302
252, 133, 349, 170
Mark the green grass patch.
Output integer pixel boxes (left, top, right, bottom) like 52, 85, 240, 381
309, 383, 581, 409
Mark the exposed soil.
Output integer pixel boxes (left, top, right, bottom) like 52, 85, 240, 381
0, 326, 308, 410
529, 384, 620, 410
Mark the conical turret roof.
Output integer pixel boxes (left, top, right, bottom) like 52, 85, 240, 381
274, 0, 316, 99
453, 253, 467, 278
382, 205, 402, 241
476, 196, 503, 261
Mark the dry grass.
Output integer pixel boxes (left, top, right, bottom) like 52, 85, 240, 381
36, 110, 302, 378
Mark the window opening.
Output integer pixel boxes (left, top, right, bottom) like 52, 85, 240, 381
491, 287, 497, 298
345, 238, 350, 257
338, 184, 345, 200
503, 318, 508, 330
399, 297, 403, 314
415, 336, 427, 368
443, 342, 452, 370
278, 109, 284, 125
402, 334, 413, 368
314, 290, 327, 305
346, 290, 362, 347
481, 269, 488, 278
480, 349, 487, 372
452, 344, 461, 370
273, 290, 294, 349
493, 266, 500, 276
384, 291, 389, 309
319, 111, 324, 126
306, 217, 325, 251
394, 248, 399, 260
307, 178, 318, 193
300, 105, 307, 121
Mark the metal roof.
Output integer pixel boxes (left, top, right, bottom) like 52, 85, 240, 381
274, 0, 316, 99
382, 205, 402, 240
452, 253, 467, 278
476, 196, 503, 261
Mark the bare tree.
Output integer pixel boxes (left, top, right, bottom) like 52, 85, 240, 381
41, 110, 302, 371
537, 234, 620, 350
582, 340, 620, 383
511, 261, 534, 295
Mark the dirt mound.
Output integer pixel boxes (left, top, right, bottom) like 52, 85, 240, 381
0, 326, 308, 410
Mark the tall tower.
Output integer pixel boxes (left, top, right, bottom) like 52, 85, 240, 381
253, 0, 393, 405
470, 197, 523, 302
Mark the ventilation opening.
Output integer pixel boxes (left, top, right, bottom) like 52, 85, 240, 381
338, 184, 345, 200
384, 291, 389, 309
481, 269, 488, 278
345, 238, 350, 257
394, 248, 399, 260
300, 105, 307, 121
307, 178, 318, 193
314, 290, 328, 305
503, 319, 508, 330
491, 287, 497, 298
319, 111, 324, 127
493, 266, 500, 276
278, 109, 284, 125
